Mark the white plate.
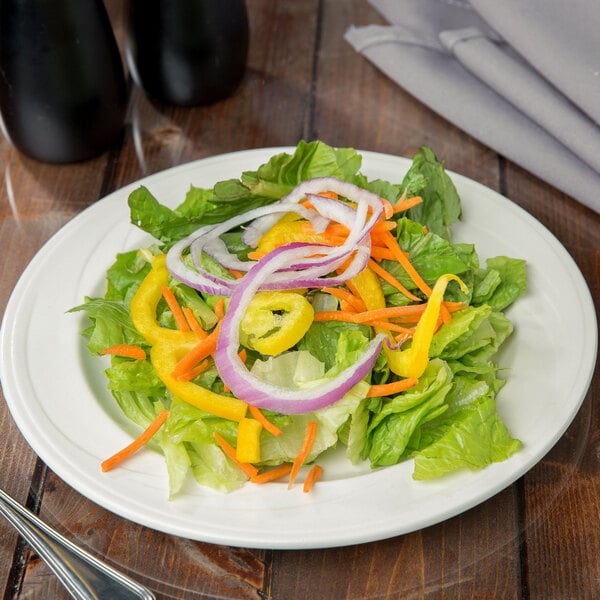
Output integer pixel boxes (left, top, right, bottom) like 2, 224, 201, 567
1, 148, 597, 549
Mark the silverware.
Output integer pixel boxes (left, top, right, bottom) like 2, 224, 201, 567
0, 486, 155, 600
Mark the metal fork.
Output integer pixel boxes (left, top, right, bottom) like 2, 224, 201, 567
0, 486, 155, 600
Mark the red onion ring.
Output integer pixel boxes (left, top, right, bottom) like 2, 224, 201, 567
214, 242, 386, 413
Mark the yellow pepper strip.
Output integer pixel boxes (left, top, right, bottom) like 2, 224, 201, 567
255, 219, 329, 255
239, 291, 314, 356
235, 418, 263, 463
130, 253, 198, 347
351, 268, 468, 379
130, 253, 247, 422
151, 339, 247, 422
386, 274, 468, 378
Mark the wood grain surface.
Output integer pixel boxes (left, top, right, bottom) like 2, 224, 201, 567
1, 2, 598, 599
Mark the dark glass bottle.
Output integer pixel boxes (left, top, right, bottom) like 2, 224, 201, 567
0, 0, 127, 163
126, 0, 249, 106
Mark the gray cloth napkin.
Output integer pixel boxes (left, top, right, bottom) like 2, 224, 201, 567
345, 0, 600, 214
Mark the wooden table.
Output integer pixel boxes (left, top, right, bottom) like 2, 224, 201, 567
1, 2, 599, 598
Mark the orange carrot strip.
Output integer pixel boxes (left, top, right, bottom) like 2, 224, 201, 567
161, 285, 191, 332
316, 190, 338, 200
173, 359, 210, 382
368, 259, 421, 302
321, 286, 367, 312
393, 195, 423, 213
368, 246, 398, 261
250, 463, 292, 484
314, 304, 428, 324
182, 307, 208, 339
101, 410, 169, 472
213, 432, 258, 478
171, 322, 221, 379
288, 421, 318, 489
99, 344, 146, 361
229, 269, 245, 279
366, 378, 419, 397
368, 320, 414, 334
248, 405, 283, 437
247, 251, 266, 260
380, 197, 394, 219
378, 229, 432, 297
213, 298, 225, 319
303, 464, 324, 493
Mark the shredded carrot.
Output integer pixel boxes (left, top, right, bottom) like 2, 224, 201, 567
393, 195, 423, 213
314, 302, 464, 327
182, 307, 208, 339
303, 464, 324, 493
368, 246, 398, 261
380, 197, 394, 219
161, 286, 191, 332
317, 191, 338, 200
368, 259, 421, 302
377, 229, 432, 297
229, 269, 245, 279
247, 251, 266, 260
321, 286, 367, 312
368, 320, 414, 334
99, 344, 146, 361
213, 298, 225, 319
213, 432, 258, 478
367, 377, 419, 397
101, 409, 169, 472
173, 359, 210, 382
314, 305, 424, 324
288, 421, 318, 489
250, 463, 292, 484
248, 405, 283, 437
171, 322, 221, 379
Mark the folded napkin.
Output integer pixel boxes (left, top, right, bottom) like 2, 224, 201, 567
345, 0, 600, 214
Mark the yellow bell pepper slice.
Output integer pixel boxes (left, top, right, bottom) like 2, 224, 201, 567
386, 274, 468, 378
151, 339, 247, 422
129, 253, 247, 422
235, 418, 263, 463
351, 268, 467, 379
239, 291, 314, 356
130, 253, 197, 347
255, 220, 328, 255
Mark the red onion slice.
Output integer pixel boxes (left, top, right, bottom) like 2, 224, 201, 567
214, 242, 386, 413
166, 176, 384, 295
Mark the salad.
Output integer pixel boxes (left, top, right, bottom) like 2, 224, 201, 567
71, 141, 527, 497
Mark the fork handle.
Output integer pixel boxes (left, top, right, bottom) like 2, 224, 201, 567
0, 487, 155, 600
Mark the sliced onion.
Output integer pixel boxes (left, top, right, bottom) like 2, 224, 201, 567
167, 176, 384, 295
214, 242, 386, 413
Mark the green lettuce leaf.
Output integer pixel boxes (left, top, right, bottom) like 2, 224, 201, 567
412, 394, 522, 479
403, 147, 462, 238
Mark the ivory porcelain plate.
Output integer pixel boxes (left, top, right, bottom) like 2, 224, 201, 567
1, 148, 596, 549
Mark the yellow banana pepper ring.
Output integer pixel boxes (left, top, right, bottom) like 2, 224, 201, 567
351, 268, 468, 379
239, 291, 314, 356
130, 253, 197, 347
130, 254, 247, 422
151, 339, 247, 422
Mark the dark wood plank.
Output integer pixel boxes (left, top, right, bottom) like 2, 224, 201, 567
270, 487, 521, 599
503, 164, 600, 599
